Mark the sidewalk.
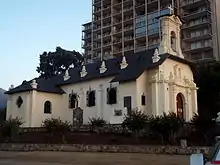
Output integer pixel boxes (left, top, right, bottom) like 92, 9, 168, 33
0, 151, 189, 165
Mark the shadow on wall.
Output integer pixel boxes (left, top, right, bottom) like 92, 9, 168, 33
0, 88, 7, 110
0, 88, 7, 122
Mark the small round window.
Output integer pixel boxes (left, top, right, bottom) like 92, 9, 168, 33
16, 96, 23, 108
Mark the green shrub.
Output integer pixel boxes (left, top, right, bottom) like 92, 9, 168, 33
89, 117, 107, 128
42, 117, 71, 134
191, 113, 215, 133
0, 108, 6, 123
0, 116, 23, 141
190, 113, 216, 144
122, 110, 149, 137
149, 112, 184, 144
42, 117, 71, 143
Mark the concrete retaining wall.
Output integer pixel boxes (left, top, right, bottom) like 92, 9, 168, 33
0, 143, 211, 155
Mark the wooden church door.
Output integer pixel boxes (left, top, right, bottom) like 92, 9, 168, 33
176, 93, 184, 119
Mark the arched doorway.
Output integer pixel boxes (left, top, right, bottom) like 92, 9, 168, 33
176, 93, 184, 119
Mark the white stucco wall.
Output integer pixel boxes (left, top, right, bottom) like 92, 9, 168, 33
136, 71, 149, 114
6, 91, 64, 127
6, 92, 31, 127
6, 77, 137, 126
61, 77, 137, 124
157, 59, 197, 121
31, 92, 63, 127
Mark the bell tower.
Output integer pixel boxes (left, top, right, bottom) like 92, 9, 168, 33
158, 13, 184, 59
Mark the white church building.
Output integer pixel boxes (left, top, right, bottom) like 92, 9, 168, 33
5, 14, 198, 127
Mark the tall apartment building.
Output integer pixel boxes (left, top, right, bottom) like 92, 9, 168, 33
82, 0, 220, 62
180, 0, 220, 61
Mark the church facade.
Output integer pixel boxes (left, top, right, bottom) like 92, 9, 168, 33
5, 15, 198, 127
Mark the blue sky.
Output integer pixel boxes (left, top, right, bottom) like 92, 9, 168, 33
0, 0, 92, 90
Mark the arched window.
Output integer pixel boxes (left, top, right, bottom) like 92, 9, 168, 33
44, 101, 52, 114
86, 90, 96, 107
69, 93, 78, 109
141, 94, 146, 106
176, 93, 184, 120
16, 96, 23, 108
107, 87, 117, 104
171, 31, 177, 52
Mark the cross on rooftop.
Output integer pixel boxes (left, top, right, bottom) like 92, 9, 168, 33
168, 4, 174, 15
168, 0, 175, 15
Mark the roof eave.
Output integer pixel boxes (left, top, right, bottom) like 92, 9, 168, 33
5, 88, 65, 95
5, 89, 33, 95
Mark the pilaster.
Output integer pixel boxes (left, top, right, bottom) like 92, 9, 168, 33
150, 71, 159, 116
158, 71, 168, 115
29, 90, 36, 127
168, 73, 175, 113
192, 87, 198, 115
97, 84, 104, 118
25, 92, 31, 127
6, 96, 12, 120
79, 88, 85, 109
185, 88, 191, 121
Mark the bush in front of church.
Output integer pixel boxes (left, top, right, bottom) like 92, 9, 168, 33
122, 109, 149, 137
88, 117, 107, 133
149, 112, 184, 145
0, 116, 23, 142
189, 113, 216, 145
42, 117, 71, 143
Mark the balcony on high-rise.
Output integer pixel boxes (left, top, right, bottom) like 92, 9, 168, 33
112, 26, 122, 34
183, 39, 213, 53
182, 17, 211, 30
93, 24, 101, 31
82, 22, 92, 32
94, 16, 101, 22
124, 35, 133, 41
82, 34, 92, 41
182, 6, 211, 21
123, 5, 133, 12
103, 3, 111, 11
136, 45, 146, 52
103, 13, 111, 18
82, 42, 91, 49
147, 0, 158, 5
93, 0, 101, 5
124, 44, 134, 51
113, 8, 122, 15
183, 28, 212, 42
181, 0, 208, 9
93, 43, 101, 50
135, 0, 145, 7
124, 25, 133, 31
113, 0, 122, 6
103, 40, 112, 47
94, 6, 102, 15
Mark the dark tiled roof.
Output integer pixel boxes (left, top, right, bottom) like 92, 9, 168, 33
111, 50, 169, 82
5, 78, 65, 95
57, 55, 121, 86
5, 49, 195, 95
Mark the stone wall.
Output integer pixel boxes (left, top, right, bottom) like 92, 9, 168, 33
0, 143, 211, 155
